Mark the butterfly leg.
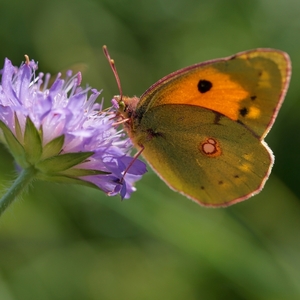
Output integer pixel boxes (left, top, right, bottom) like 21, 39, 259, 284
120, 145, 145, 183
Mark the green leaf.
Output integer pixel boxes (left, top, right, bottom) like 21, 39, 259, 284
14, 113, 23, 143
0, 121, 28, 168
36, 152, 94, 174
36, 173, 99, 189
24, 117, 42, 164
58, 168, 110, 177
41, 135, 65, 160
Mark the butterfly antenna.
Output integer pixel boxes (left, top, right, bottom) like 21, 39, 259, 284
103, 45, 123, 101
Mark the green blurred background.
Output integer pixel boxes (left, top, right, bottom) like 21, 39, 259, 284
0, 0, 300, 299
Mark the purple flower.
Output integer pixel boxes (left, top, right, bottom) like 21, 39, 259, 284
0, 57, 146, 199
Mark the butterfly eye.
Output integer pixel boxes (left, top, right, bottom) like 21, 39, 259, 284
118, 99, 126, 112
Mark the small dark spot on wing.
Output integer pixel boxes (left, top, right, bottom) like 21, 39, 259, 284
239, 107, 248, 117
213, 112, 222, 125
198, 80, 212, 93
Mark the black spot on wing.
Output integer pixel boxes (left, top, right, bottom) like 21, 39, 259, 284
198, 80, 212, 93
239, 107, 248, 117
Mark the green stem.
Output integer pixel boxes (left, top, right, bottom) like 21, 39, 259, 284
0, 166, 37, 216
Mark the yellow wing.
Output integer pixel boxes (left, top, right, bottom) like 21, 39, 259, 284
133, 104, 273, 206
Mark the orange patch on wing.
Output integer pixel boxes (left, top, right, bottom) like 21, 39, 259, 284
153, 67, 249, 121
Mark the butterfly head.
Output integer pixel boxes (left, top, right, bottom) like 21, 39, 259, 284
113, 95, 139, 120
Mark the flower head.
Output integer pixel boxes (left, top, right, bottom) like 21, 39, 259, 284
0, 57, 146, 199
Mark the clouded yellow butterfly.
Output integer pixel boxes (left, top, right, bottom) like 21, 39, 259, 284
104, 47, 291, 207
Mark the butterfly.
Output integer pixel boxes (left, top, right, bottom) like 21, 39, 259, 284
103, 46, 291, 207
